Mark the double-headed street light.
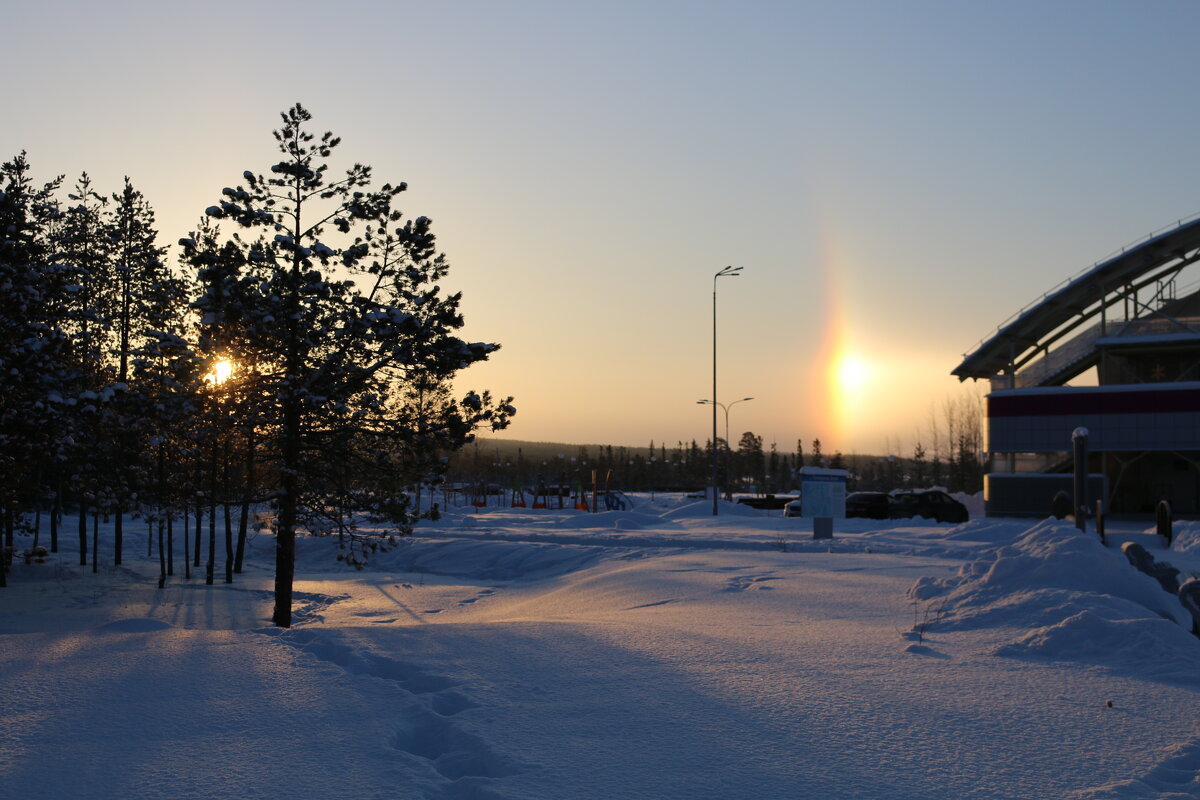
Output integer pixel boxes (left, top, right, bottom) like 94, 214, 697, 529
698, 397, 754, 505
697, 397, 755, 453
709, 265, 743, 515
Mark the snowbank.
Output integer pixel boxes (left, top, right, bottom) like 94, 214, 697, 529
909, 519, 1200, 684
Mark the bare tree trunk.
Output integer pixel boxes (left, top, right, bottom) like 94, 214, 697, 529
157, 519, 166, 589
223, 440, 233, 584
183, 512, 191, 580
235, 427, 255, 574
206, 495, 216, 586
114, 507, 123, 566
167, 515, 174, 576
193, 504, 201, 567
50, 485, 59, 553
274, 217, 303, 629
91, 513, 98, 574
273, 399, 299, 628
0, 506, 8, 588
78, 499, 87, 566
206, 431, 220, 587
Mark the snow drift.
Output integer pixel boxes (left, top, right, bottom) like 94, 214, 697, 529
908, 519, 1200, 684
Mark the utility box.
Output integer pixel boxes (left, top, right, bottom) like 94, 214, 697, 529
799, 467, 850, 519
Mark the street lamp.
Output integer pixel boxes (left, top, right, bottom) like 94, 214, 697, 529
697, 397, 754, 502
709, 265, 743, 515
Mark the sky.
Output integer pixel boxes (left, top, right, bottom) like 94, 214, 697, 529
5, 0, 1200, 453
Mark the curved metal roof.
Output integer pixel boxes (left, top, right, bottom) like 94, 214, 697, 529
953, 215, 1200, 380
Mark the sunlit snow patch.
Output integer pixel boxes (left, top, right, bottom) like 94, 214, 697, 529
95, 618, 174, 633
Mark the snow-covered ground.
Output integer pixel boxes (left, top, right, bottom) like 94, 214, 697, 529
2, 496, 1199, 799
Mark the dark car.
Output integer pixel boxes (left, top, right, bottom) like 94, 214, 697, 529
888, 490, 969, 524
845, 492, 891, 519
735, 494, 797, 510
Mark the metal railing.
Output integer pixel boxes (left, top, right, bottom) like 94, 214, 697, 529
962, 211, 1200, 359
1013, 321, 1105, 387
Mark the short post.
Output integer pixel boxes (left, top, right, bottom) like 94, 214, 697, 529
1072, 427, 1089, 532
1157, 500, 1173, 546
813, 517, 833, 540
1094, 498, 1106, 545
1051, 490, 1071, 520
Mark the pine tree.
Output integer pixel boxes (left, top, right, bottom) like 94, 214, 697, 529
182, 104, 512, 627
0, 154, 72, 584
737, 431, 765, 490
54, 173, 117, 568
104, 178, 169, 565
57, 173, 113, 372
109, 179, 169, 385
911, 442, 928, 488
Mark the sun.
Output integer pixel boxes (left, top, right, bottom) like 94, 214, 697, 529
824, 350, 873, 444
205, 358, 234, 387
836, 354, 870, 395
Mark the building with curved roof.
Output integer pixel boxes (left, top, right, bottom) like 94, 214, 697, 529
955, 215, 1200, 515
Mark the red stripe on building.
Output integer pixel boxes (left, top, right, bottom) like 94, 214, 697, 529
988, 388, 1200, 417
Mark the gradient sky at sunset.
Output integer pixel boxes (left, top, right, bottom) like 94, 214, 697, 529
6, 1, 1200, 452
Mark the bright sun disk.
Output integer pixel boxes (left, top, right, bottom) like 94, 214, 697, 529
837, 355, 870, 394
206, 358, 234, 386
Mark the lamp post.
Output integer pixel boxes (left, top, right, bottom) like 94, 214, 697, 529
709, 266, 743, 515
698, 397, 753, 503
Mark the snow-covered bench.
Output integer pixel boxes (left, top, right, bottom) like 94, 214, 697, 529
1120, 541, 1181, 595
1179, 578, 1200, 637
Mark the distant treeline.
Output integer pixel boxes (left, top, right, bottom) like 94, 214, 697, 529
453, 399, 984, 495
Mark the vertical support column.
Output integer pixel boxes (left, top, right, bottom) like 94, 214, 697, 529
1100, 285, 1107, 337
1073, 427, 1089, 533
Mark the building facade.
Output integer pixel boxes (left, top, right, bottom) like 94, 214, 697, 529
954, 217, 1200, 515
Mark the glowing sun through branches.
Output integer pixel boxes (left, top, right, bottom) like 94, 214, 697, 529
204, 358, 234, 387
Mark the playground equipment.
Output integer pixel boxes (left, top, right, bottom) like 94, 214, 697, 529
603, 491, 632, 511
471, 483, 488, 508
446, 469, 640, 513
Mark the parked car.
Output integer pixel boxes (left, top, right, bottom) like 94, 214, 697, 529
785, 492, 891, 519
736, 494, 797, 510
783, 490, 968, 523
888, 490, 969, 524
845, 492, 891, 519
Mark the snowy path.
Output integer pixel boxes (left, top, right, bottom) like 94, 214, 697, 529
2, 505, 1199, 799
